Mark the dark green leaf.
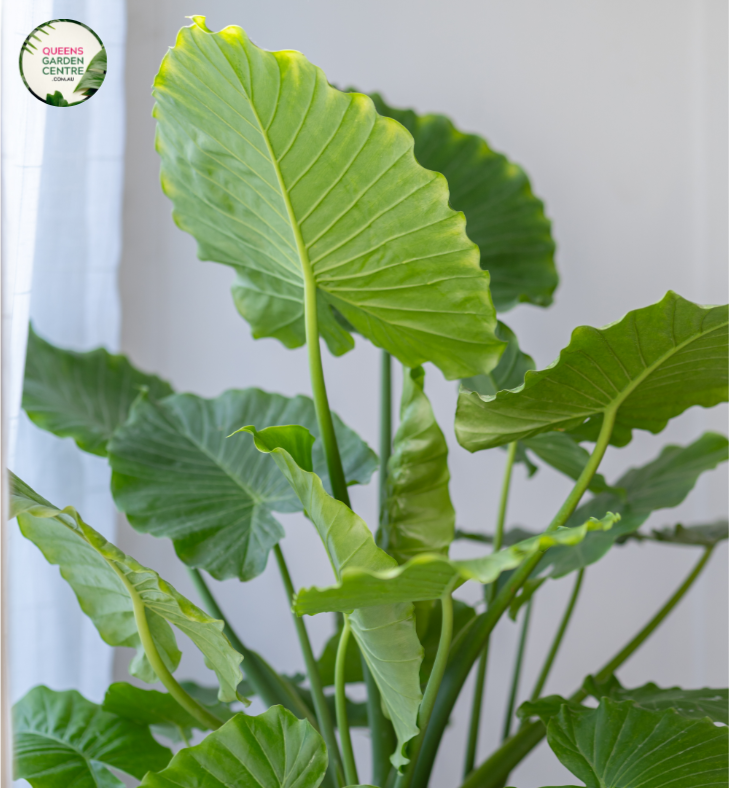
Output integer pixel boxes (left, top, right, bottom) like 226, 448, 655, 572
369, 94, 558, 312
645, 519, 729, 547
381, 366, 454, 562
318, 627, 363, 687
583, 675, 728, 724
456, 292, 728, 451
139, 706, 327, 787
108, 388, 377, 581
418, 599, 476, 687
545, 699, 728, 787
45, 90, 69, 106
13, 686, 171, 787
73, 47, 107, 96
521, 432, 614, 494
23, 325, 173, 456
9, 472, 243, 699
461, 322, 536, 396
241, 424, 422, 768
153, 18, 503, 379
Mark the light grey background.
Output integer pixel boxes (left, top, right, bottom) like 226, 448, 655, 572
116, 1, 728, 786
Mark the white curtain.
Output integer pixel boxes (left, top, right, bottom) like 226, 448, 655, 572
2, 0, 127, 714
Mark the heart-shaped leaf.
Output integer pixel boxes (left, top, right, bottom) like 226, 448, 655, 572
369, 94, 558, 312
294, 514, 619, 613
381, 366, 454, 563
456, 292, 728, 451
139, 706, 327, 788
153, 17, 503, 379
22, 326, 173, 456
240, 424, 423, 769
582, 676, 728, 724
543, 698, 728, 788
13, 686, 171, 788
108, 388, 377, 581
10, 472, 243, 700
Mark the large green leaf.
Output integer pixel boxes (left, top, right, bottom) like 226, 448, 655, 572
293, 514, 619, 613
534, 432, 729, 579
140, 706, 327, 787
239, 424, 423, 768
369, 94, 557, 312
583, 676, 728, 724
153, 17, 503, 379
10, 472, 243, 700
13, 686, 171, 788
543, 699, 728, 787
23, 326, 173, 456
380, 366, 454, 563
108, 388, 377, 581
456, 292, 728, 451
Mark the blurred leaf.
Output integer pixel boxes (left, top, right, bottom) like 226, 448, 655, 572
153, 18, 503, 379
13, 686, 171, 787
418, 599, 476, 687
461, 322, 536, 395
521, 432, 614, 494
645, 519, 728, 547
109, 388, 377, 581
369, 93, 557, 312
73, 46, 107, 96
456, 292, 728, 451
9, 472, 243, 700
381, 366, 454, 562
140, 706, 327, 787
318, 626, 363, 687
23, 325, 173, 456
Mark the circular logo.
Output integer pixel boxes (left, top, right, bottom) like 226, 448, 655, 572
19, 19, 106, 107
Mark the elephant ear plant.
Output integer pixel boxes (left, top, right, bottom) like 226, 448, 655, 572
10, 17, 729, 788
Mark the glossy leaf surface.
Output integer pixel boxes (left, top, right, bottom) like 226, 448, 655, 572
545, 699, 728, 788
23, 326, 173, 456
109, 388, 377, 581
140, 706, 327, 788
240, 424, 422, 768
10, 472, 243, 699
13, 686, 171, 787
294, 514, 619, 612
153, 18, 503, 379
369, 94, 557, 312
381, 366, 454, 563
456, 292, 728, 451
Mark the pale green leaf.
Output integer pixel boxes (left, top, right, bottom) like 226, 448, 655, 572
456, 292, 728, 451
238, 424, 423, 769
13, 686, 171, 787
293, 514, 619, 613
369, 94, 558, 312
23, 325, 173, 456
108, 388, 377, 581
544, 699, 728, 787
73, 46, 107, 97
140, 706, 327, 787
153, 18, 503, 379
381, 366, 454, 563
9, 472, 243, 700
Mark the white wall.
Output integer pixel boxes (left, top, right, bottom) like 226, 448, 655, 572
118, 1, 728, 786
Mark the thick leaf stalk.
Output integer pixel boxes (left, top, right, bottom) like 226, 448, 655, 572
336, 617, 359, 786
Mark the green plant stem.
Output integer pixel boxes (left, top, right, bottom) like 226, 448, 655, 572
411, 409, 617, 787
397, 594, 454, 788
363, 663, 396, 787
335, 617, 359, 786
274, 545, 345, 785
462, 545, 715, 788
112, 562, 222, 731
463, 440, 518, 776
187, 567, 315, 725
379, 350, 392, 510
529, 568, 585, 702
502, 599, 533, 741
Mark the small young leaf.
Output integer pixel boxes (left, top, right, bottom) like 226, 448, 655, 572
456, 292, 728, 451
9, 472, 243, 700
380, 366, 454, 562
545, 699, 728, 788
154, 18, 504, 379
293, 514, 620, 613
369, 94, 558, 312
461, 322, 536, 396
13, 686, 171, 787
646, 519, 728, 547
23, 325, 173, 456
239, 424, 423, 769
108, 388, 377, 581
139, 706, 327, 788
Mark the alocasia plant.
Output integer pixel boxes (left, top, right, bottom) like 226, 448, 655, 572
10, 16, 728, 788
